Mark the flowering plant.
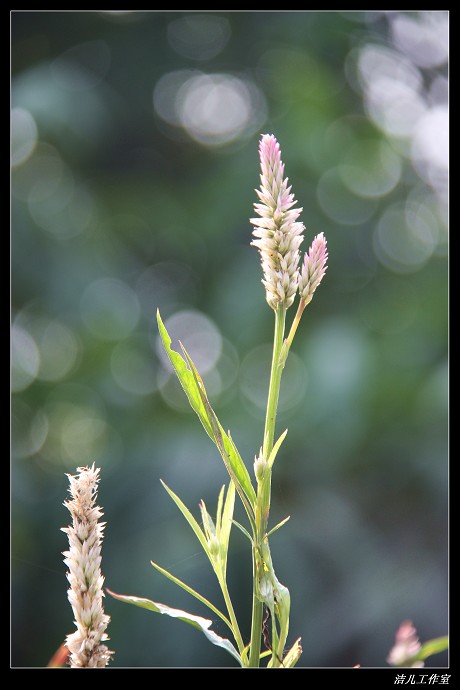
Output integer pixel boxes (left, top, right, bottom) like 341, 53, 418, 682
58, 134, 447, 669
106, 134, 327, 667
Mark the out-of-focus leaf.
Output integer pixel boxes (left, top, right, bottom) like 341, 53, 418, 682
406, 635, 449, 665
106, 589, 242, 665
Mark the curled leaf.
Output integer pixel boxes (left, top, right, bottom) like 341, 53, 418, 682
107, 590, 242, 666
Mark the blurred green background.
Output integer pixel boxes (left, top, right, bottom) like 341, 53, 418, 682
11, 11, 448, 668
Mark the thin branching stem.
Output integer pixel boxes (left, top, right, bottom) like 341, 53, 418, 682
248, 305, 286, 667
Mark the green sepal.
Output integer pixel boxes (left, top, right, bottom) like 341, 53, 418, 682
106, 589, 242, 665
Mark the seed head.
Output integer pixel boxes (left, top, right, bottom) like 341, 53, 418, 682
62, 464, 113, 667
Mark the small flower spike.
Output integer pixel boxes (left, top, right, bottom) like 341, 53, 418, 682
298, 232, 328, 306
251, 134, 305, 310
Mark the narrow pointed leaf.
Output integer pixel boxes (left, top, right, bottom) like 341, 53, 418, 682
107, 590, 242, 665
219, 481, 235, 576
215, 484, 226, 536
150, 560, 232, 630
181, 344, 256, 510
157, 311, 256, 516
232, 519, 253, 543
157, 310, 213, 439
266, 515, 290, 538
160, 480, 210, 558
268, 429, 288, 468
227, 432, 257, 509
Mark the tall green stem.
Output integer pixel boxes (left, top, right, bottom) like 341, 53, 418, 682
248, 305, 286, 667
262, 305, 286, 460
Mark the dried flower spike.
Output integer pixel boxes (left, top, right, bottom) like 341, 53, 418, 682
251, 133, 304, 310
62, 463, 113, 668
298, 232, 328, 306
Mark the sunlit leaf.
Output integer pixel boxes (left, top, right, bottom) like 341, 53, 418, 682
157, 309, 213, 439
215, 484, 225, 536
157, 310, 256, 516
219, 480, 235, 576
180, 343, 256, 509
267, 429, 288, 468
107, 589, 242, 665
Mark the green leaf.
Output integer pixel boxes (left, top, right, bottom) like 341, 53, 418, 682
180, 343, 256, 509
107, 589, 242, 665
267, 429, 288, 468
232, 519, 253, 543
407, 635, 449, 665
157, 310, 213, 439
219, 480, 235, 576
157, 310, 256, 515
227, 431, 257, 510
160, 480, 210, 558
150, 560, 232, 631
266, 515, 290, 538
417, 635, 449, 660
215, 484, 225, 536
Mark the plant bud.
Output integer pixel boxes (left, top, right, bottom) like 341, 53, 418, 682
254, 455, 268, 482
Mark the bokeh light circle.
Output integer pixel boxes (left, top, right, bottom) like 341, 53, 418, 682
239, 345, 307, 416
156, 310, 222, 376
153, 70, 267, 146
11, 107, 38, 167
80, 277, 141, 341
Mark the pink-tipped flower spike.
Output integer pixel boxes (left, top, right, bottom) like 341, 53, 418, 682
250, 134, 305, 310
298, 232, 328, 306
387, 620, 424, 668
62, 464, 113, 668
